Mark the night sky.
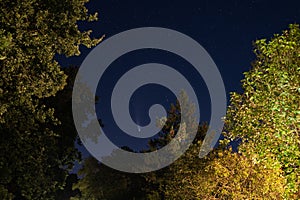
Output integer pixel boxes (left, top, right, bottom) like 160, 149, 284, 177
57, 0, 300, 156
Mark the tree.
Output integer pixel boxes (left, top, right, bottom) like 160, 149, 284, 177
71, 157, 146, 200
72, 91, 208, 200
142, 91, 208, 199
45, 67, 83, 200
149, 90, 205, 150
173, 148, 286, 200
224, 24, 300, 198
0, 0, 103, 199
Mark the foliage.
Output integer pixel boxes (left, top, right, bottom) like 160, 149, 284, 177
224, 24, 300, 198
71, 157, 146, 200
0, 0, 103, 199
153, 143, 285, 199
180, 149, 286, 199
151, 90, 205, 150
154, 141, 209, 200
73, 91, 208, 200
140, 91, 208, 199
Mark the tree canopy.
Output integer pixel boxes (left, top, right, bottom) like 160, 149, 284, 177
0, 0, 102, 199
224, 24, 300, 198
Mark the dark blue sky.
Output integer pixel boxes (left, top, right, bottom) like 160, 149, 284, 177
57, 0, 300, 153
59, 0, 300, 93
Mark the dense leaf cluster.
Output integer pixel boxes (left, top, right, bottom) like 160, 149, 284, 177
224, 24, 300, 198
0, 0, 102, 199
